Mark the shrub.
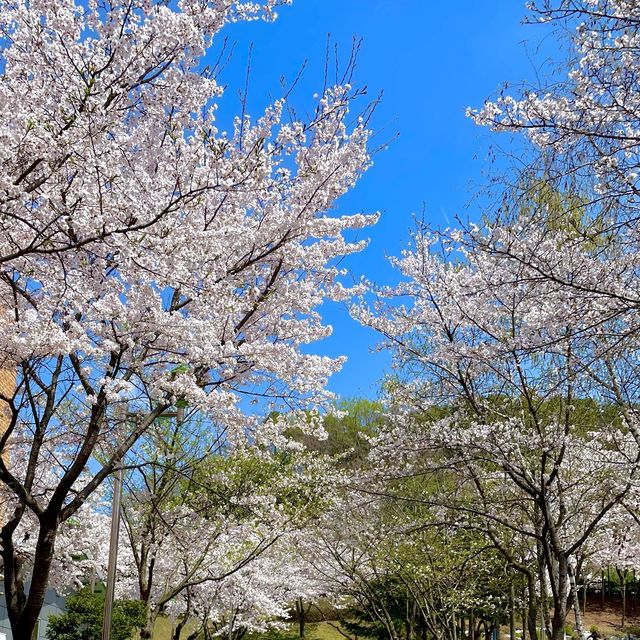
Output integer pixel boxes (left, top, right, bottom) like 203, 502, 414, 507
46, 588, 146, 640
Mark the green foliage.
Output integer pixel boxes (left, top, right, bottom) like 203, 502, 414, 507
287, 398, 385, 468
478, 394, 623, 439
496, 175, 614, 248
184, 398, 386, 526
46, 588, 146, 640
187, 442, 333, 524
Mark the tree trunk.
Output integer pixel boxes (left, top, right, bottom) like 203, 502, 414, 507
138, 558, 155, 640
550, 576, 568, 640
546, 552, 568, 640
510, 582, 516, 640
568, 560, 583, 637
141, 609, 158, 640
527, 576, 539, 640
406, 595, 416, 640
174, 589, 195, 640
174, 612, 191, 640
296, 597, 306, 639
615, 566, 628, 628
4, 522, 57, 640
622, 578, 627, 629
421, 614, 428, 640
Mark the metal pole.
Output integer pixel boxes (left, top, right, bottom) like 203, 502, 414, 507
102, 465, 123, 640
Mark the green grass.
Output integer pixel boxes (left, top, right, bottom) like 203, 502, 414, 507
151, 614, 199, 639
151, 615, 173, 639
307, 621, 350, 640
245, 622, 348, 640
151, 619, 348, 640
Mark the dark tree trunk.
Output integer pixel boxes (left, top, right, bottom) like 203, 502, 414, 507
173, 593, 193, 640
406, 592, 416, 640
4, 521, 57, 640
510, 582, 516, 640
568, 561, 583, 637
526, 576, 539, 640
296, 597, 306, 638
550, 556, 568, 640
421, 614, 428, 640
623, 582, 627, 629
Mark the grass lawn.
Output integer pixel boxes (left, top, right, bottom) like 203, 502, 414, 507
304, 621, 349, 640
254, 622, 348, 640
151, 614, 199, 639
151, 620, 348, 640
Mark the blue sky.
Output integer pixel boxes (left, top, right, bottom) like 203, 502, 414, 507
214, 1, 556, 400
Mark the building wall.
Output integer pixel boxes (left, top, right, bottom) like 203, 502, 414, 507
0, 360, 14, 532
0, 588, 66, 640
0, 367, 13, 397
0, 345, 16, 636
0, 365, 13, 437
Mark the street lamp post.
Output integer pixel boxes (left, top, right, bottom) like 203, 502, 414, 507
100, 405, 184, 640
101, 464, 123, 640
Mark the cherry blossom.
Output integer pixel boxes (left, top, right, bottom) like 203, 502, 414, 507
0, 1, 376, 637
356, 216, 640, 640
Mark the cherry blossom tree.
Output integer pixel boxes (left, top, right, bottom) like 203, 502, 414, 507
469, 0, 640, 323
354, 3, 640, 636
166, 536, 327, 640
0, 472, 111, 594
466, 5, 640, 631
0, 1, 376, 637
117, 412, 338, 639
471, 0, 640, 211
297, 479, 518, 640
119, 518, 283, 640
587, 509, 640, 627
356, 207, 640, 640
